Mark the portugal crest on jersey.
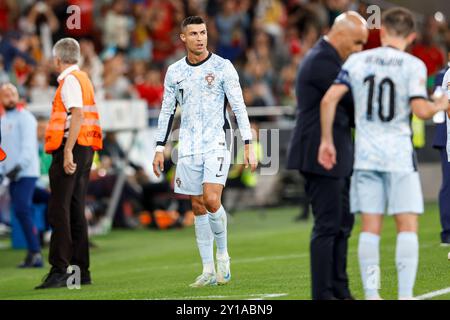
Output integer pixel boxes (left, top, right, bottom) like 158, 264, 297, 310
205, 73, 215, 88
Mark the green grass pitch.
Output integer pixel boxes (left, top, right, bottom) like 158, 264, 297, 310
0, 203, 449, 300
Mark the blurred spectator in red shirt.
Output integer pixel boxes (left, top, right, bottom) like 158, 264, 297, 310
0, 0, 18, 34
146, 0, 183, 65
363, 28, 381, 50
135, 67, 163, 109
412, 31, 445, 91
412, 21, 445, 78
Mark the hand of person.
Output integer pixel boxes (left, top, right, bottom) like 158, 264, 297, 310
63, 149, 77, 175
436, 96, 450, 118
6, 165, 21, 182
244, 143, 258, 173
152, 152, 165, 178
318, 140, 336, 171
432, 90, 449, 113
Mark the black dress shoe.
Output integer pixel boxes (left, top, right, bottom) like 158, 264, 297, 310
80, 270, 92, 285
81, 276, 92, 285
334, 289, 355, 300
35, 272, 69, 289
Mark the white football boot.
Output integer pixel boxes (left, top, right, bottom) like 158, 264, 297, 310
189, 273, 217, 288
216, 256, 231, 285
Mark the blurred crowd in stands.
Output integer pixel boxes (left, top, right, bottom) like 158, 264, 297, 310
0, 0, 449, 237
0, 0, 449, 112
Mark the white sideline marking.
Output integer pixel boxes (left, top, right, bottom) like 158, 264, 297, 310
247, 293, 289, 300
235, 253, 308, 264
117, 253, 309, 274
108, 243, 437, 274
415, 287, 450, 300
150, 293, 288, 300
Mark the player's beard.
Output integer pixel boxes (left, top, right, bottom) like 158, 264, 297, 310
192, 48, 204, 56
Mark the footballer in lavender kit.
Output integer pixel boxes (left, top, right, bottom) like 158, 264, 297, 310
152, 16, 257, 288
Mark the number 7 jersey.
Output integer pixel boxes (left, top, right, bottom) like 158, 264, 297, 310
335, 46, 428, 172
155, 52, 252, 158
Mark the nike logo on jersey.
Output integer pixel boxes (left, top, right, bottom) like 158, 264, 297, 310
216, 174, 224, 178
176, 79, 185, 84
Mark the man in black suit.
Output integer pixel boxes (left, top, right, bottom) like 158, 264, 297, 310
286, 12, 368, 300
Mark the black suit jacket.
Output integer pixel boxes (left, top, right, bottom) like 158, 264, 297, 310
286, 38, 354, 178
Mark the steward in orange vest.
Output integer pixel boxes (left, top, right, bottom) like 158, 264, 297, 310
45, 70, 102, 153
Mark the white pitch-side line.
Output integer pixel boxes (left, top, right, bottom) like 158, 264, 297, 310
148, 293, 288, 300
95, 243, 430, 275
234, 253, 308, 264
102, 243, 435, 274
105, 253, 310, 275
247, 293, 289, 300
415, 287, 450, 300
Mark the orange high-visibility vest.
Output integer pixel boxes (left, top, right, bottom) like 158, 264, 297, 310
45, 69, 103, 154
0, 146, 6, 161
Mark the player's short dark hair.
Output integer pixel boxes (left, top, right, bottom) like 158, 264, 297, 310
181, 16, 206, 32
382, 7, 415, 37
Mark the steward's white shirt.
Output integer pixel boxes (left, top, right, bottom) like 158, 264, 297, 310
57, 64, 83, 137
